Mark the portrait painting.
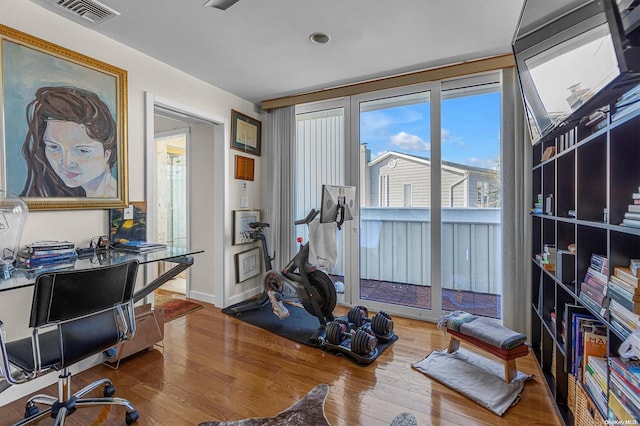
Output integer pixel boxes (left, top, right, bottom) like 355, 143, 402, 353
0, 24, 128, 210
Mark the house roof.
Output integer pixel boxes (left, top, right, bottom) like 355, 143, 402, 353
369, 150, 498, 175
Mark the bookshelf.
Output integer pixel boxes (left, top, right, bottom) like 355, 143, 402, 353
530, 85, 640, 425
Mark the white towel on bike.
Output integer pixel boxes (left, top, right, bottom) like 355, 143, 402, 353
308, 218, 337, 269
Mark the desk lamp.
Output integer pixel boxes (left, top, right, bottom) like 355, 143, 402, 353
0, 191, 28, 279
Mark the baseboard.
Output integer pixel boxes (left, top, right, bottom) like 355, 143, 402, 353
188, 290, 217, 305
225, 287, 262, 307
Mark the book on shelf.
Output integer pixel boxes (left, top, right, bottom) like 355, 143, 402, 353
622, 218, 640, 228
610, 317, 633, 339
625, 211, 640, 221
609, 280, 640, 302
628, 205, 640, 213
585, 267, 609, 288
609, 359, 640, 404
614, 267, 639, 287
610, 357, 640, 386
571, 313, 604, 379
608, 372, 640, 421
585, 356, 608, 415
580, 291, 609, 317
608, 389, 637, 423
609, 284, 640, 314
580, 281, 608, 305
610, 299, 640, 328
611, 274, 639, 296
582, 331, 607, 383
113, 241, 167, 253
590, 253, 609, 274
584, 370, 607, 416
630, 258, 640, 278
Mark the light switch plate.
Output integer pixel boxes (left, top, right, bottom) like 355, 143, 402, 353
240, 196, 249, 208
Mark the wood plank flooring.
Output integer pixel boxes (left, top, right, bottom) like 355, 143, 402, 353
1, 303, 562, 425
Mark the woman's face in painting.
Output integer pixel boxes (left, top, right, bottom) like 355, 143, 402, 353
42, 120, 112, 189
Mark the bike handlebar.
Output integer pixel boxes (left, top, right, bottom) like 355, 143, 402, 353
294, 209, 319, 225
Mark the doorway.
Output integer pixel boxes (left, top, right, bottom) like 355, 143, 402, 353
154, 127, 188, 294
145, 93, 226, 307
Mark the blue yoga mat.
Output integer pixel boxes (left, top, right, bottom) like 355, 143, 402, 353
223, 302, 397, 364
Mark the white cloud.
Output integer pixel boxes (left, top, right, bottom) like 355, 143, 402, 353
390, 131, 430, 152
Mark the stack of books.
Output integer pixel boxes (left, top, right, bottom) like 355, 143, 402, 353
584, 355, 608, 416
622, 190, 640, 228
608, 260, 640, 338
19, 241, 77, 271
580, 253, 609, 317
608, 356, 640, 422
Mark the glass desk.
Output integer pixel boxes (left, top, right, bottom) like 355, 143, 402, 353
0, 246, 203, 303
0, 246, 202, 395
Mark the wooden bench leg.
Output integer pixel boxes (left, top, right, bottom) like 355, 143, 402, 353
504, 359, 517, 383
447, 336, 460, 354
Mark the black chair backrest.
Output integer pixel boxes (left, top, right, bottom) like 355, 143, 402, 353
29, 260, 139, 328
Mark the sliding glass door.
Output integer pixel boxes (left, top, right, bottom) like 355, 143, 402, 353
295, 72, 504, 321
355, 89, 434, 313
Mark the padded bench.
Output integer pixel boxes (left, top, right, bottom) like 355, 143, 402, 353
446, 328, 530, 383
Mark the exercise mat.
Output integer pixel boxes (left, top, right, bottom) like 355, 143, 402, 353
223, 303, 398, 364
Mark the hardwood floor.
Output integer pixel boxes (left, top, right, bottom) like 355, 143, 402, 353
1, 303, 562, 425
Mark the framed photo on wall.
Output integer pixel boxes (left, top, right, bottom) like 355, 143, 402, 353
0, 24, 129, 210
233, 209, 260, 245
235, 247, 261, 283
234, 155, 255, 181
230, 109, 261, 156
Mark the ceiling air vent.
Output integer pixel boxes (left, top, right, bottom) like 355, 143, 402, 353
31, 0, 120, 25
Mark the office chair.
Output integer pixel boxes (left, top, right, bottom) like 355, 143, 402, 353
0, 260, 140, 425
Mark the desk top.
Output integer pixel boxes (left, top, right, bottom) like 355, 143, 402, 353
0, 247, 202, 293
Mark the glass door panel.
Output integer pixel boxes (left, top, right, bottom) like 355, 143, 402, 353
295, 104, 348, 302
440, 81, 502, 319
358, 91, 432, 311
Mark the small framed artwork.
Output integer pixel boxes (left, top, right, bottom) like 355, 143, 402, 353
235, 155, 255, 181
235, 247, 261, 283
233, 209, 260, 245
231, 109, 261, 156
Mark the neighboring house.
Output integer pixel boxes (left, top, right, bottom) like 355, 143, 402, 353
360, 145, 500, 208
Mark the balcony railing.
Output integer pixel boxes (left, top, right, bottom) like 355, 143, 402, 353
359, 207, 501, 294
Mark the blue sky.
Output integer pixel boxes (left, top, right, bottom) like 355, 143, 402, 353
360, 91, 501, 170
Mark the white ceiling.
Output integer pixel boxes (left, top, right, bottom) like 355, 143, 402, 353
30, 0, 525, 106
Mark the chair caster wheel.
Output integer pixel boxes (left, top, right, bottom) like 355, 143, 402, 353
104, 384, 116, 397
25, 403, 39, 418
126, 410, 139, 424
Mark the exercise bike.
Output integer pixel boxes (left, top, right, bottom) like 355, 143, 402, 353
223, 209, 337, 342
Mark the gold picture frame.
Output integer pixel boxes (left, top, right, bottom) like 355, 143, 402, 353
230, 109, 261, 156
0, 24, 128, 210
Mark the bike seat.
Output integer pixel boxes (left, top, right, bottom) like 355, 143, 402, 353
249, 221, 270, 229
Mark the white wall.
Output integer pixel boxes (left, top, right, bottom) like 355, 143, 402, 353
0, 2, 265, 405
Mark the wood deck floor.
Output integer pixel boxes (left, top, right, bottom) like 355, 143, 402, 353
1, 303, 561, 425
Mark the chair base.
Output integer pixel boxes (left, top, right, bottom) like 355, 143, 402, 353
12, 370, 138, 426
